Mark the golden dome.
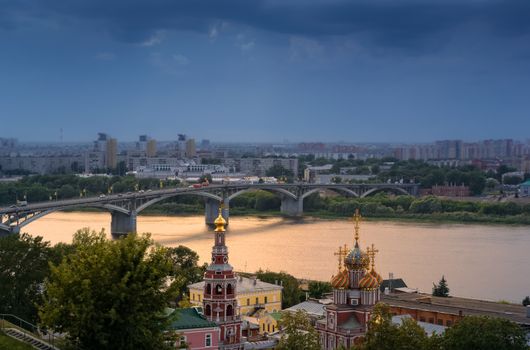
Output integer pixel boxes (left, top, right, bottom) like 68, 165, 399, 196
369, 269, 383, 284
344, 244, 370, 271
359, 273, 379, 290
214, 207, 226, 232
331, 269, 350, 289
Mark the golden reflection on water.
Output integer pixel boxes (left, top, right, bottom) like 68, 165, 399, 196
23, 212, 530, 303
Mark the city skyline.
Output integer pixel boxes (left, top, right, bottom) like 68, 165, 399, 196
2, 0, 530, 142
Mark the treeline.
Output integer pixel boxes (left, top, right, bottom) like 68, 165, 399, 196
232, 191, 530, 224
300, 157, 530, 194
0, 175, 179, 205
305, 193, 530, 224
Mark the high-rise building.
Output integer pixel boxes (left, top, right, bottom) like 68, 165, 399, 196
105, 138, 117, 169
202, 208, 243, 350
186, 138, 196, 158
136, 135, 157, 157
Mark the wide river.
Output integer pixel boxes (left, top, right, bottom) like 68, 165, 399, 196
23, 212, 530, 303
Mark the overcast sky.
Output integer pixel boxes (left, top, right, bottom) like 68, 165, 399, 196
1, 0, 530, 143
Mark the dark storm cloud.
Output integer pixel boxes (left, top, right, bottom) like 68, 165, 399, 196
2, 0, 530, 48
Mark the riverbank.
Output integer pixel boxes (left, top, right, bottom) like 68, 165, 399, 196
63, 206, 530, 225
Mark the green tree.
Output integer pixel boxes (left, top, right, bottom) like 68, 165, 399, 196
432, 275, 450, 297
522, 296, 530, 306
308, 281, 332, 299
265, 165, 294, 179
442, 316, 527, 350
256, 270, 303, 308
363, 303, 436, 350
0, 233, 52, 322
199, 174, 213, 184
39, 229, 178, 350
57, 184, 77, 199
331, 176, 342, 184
167, 245, 207, 298
363, 303, 400, 350
276, 310, 320, 350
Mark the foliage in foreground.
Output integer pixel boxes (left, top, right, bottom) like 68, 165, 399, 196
276, 310, 320, 350
39, 228, 179, 350
0, 233, 71, 323
442, 315, 528, 350
362, 304, 527, 350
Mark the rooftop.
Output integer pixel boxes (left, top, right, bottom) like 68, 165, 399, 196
188, 276, 283, 294
392, 314, 446, 336
284, 300, 326, 318
168, 307, 218, 330
381, 292, 530, 326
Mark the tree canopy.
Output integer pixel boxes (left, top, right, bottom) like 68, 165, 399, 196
39, 229, 179, 350
276, 310, 320, 350
442, 316, 528, 350
432, 276, 450, 297
256, 270, 304, 308
0, 233, 51, 322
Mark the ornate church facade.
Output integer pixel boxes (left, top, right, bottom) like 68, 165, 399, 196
316, 209, 383, 349
202, 207, 244, 350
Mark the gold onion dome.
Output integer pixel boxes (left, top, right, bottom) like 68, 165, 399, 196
214, 207, 226, 232
369, 269, 383, 284
359, 273, 379, 290
331, 269, 350, 289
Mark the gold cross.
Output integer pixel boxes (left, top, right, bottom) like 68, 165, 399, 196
366, 243, 379, 270
353, 208, 362, 245
333, 244, 349, 271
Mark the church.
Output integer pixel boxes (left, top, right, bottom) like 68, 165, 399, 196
201, 207, 244, 350
316, 209, 383, 349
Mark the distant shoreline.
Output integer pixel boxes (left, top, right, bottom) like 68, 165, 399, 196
61, 207, 530, 226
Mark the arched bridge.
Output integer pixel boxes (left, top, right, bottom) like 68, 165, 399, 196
0, 183, 419, 236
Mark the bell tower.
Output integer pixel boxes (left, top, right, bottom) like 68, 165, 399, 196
203, 205, 243, 350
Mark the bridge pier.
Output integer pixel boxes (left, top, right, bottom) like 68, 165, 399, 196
110, 211, 137, 237
280, 197, 303, 217
205, 198, 229, 226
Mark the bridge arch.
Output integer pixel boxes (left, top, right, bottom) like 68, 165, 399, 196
8, 203, 130, 230
360, 186, 410, 198
136, 191, 223, 213
227, 187, 298, 202
300, 186, 359, 200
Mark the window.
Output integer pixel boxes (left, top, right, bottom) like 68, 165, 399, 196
216, 284, 223, 295
179, 336, 187, 348
198, 295, 201, 302
247, 298, 250, 306
192, 293, 195, 301
428, 318, 434, 324
419, 317, 426, 322
206, 284, 211, 294
267, 324, 270, 332
205, 334, 211, 347
264, 296, 268, 303
205, 304, 211, 316
226, 305, 233, 316
437, 319, 444, 326
255, 297, 259, 305
263, 324, 266, 331
227, 284, 233, 295
272, 325, 275, 332
446, 320, 453, 327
